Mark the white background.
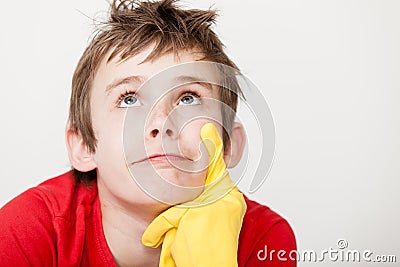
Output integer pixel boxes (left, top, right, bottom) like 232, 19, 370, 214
0, 0, 399, 265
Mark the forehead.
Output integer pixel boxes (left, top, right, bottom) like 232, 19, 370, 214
92, 46, 220, 98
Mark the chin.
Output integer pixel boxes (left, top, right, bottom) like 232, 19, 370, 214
157, 169, 205, 188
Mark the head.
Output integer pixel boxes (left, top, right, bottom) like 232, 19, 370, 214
66, 0, 246, 205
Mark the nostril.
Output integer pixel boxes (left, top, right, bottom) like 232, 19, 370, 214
166, 129, 173, 136
151, 129, 159, 138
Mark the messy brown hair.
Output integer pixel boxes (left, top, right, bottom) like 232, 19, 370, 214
69, 0, 243, 184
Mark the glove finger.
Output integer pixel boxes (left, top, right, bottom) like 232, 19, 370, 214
200, 123, 223, 162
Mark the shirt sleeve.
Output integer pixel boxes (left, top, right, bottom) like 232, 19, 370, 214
0, 188, 57, 266
245, 219, 297, 267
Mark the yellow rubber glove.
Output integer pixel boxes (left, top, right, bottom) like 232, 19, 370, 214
142, 123, 247, 267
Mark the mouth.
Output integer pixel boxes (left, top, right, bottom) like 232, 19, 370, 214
131, 153, 190, 165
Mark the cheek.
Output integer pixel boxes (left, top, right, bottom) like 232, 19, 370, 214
178, 119, 224, 159
177, 120, 203, 159
91, 111, 126, 167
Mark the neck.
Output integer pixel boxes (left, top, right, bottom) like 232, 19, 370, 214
97, 178, 167, 267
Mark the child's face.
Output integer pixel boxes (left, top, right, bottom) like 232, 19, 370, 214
89, 46, 229, 205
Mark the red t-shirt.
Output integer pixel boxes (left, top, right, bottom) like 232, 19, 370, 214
0, 171, 296, 266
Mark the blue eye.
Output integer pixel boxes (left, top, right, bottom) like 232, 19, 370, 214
179, 93, 201, 105
119, 93, 141, 107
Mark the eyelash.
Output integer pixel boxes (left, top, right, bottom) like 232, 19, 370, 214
178, 90, 201, 104
117, 89, 136, 106
116, 89, 201, 106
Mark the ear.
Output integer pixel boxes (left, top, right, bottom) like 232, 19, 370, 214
223, 122, 246, 168
65, 128, 97, 172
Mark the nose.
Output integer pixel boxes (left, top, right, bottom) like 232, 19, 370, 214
145, 109, 177, 140
148, 128, 174, 138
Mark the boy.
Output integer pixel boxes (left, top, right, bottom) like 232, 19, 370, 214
0, 0, 296, 266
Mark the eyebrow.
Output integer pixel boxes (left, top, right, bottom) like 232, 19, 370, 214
173, 75, 214, 91
105, 75, 145, 94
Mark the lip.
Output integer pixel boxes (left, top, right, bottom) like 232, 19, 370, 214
132, 153, 190, 165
